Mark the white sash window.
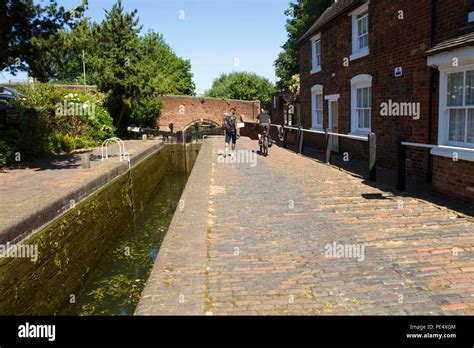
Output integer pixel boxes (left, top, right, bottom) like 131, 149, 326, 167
311, 84, 323, 129
446, 69, 474, 146
350, 74, 372, 134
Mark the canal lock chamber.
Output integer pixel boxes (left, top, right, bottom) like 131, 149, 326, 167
0, 142, 201, 315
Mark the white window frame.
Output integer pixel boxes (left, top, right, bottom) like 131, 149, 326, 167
311, 84, 324, 129
349, 2, 370, 61
437, 64, 474, 149
428, 47, 474, 161
350, 74, 372, 135
311, 33, 321, 74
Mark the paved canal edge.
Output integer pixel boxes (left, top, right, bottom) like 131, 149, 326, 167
135, 139, 214, 315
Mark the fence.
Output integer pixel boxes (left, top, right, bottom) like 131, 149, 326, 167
283, 125, 377, 181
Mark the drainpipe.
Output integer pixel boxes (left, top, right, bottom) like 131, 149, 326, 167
426, 0, 436, 183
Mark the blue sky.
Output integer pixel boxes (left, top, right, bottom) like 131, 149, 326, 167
1, 0, 290, 94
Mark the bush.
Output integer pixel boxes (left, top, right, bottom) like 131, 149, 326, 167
0, 82, 117, 163
0, 108, 52, 164
0, 140, 14, 166
56, 92, 115, 141
49, 132, 97, 154
130, 97, 162, 128
49, 132, 78, 153
15, 82, 63, 113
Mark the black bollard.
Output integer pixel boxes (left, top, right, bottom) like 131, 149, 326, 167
325, 128, 331, 164
368, 132, 376, 181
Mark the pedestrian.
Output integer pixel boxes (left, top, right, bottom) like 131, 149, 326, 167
256, 108, 271, 143
222, 107, 240, 157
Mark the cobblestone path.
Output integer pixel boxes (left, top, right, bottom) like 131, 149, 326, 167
137, 137, 474, 315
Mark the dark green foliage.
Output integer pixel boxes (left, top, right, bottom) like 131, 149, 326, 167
139, 32, 195, 96
2, 0, 195, 136
0, 131, 18, 165
47, 19, 97, 84
0, 0, 88, 78
130, 98, 163, 129
79, 1, 194, 133
274, 0, 332, 90
204, 72, 276, 105
0, 107, 52, 164
0, 82, 116, 165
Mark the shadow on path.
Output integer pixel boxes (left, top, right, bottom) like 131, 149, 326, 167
285, 144, 474, 218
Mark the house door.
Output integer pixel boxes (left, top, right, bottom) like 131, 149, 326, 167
329, 100, 339, 153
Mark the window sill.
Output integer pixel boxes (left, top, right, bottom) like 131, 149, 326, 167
349, 130, 370, 137
350, 49, 369, 61
310, 126, 324, 132
311, 67, 322, 74
431, 147, 474, 162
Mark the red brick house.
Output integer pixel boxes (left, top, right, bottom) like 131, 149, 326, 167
297, 0, 474, 204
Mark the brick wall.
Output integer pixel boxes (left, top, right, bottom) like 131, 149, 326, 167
433, 156, 474, 205
299, 0, 437, 169
298, 0, 474, 203
159, 95, 260, 131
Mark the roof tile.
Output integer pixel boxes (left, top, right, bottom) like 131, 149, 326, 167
426, 31, 474, 55
298, 0, 361, 43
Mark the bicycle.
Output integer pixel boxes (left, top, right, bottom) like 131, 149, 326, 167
259, 127, 270, 157
252, 123, 272, 156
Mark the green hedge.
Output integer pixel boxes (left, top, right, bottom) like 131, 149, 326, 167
0, 82, 116, 166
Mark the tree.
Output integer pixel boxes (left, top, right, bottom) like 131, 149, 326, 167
274, 0, 332, 90
1, 0, 195, 132
89, 1, 196, 132
138, 32, 195, 96
47, 18, 97, 84
204, 72, 275, 105
89, 0, 144, 132
37, 22, 195, 96
0, 0, 87, 78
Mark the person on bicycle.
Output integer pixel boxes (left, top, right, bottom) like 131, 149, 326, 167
256, 108, 271, 144
222, 107, 240, 157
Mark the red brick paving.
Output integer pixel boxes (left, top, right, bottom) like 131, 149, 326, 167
136, 137, 474, 315
0, 140, 163, 243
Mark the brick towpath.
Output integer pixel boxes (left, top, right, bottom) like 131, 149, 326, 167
0, 139, 163, 244
136, 137, 474, 315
